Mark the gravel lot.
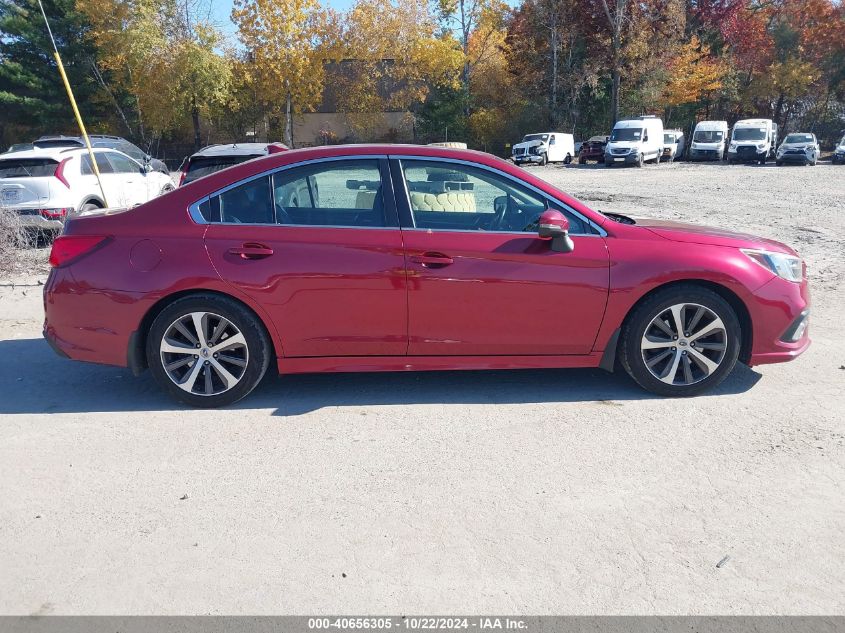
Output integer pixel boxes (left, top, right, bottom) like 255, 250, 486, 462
0, 161, 843, 615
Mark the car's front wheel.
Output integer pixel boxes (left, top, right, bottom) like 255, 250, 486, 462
620, 285, 741, 397
146, 294, 272, 407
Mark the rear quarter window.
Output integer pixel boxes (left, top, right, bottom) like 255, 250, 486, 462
0, 158, 58, 178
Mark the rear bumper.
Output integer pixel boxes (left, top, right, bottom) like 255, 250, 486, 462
14, 214, 65, 231
43, 267, 149, 368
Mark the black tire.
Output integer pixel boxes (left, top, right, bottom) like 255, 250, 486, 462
146, 294, 272, 407
605, 158, 614, 167
540, 153, 548, 166
619, 284, 741, 397
636, 152, 644, 168
80, 202, 101, 212
776, 160, 783, 166
564, 153, 572, 165
654, 151, 661, 164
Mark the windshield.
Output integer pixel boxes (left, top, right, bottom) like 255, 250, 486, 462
733, 127, 767, 142
183, 155, 261, 184
0, 158, 58, 178
523, 134, 549, 143
610, 127, 643, 142
693, 130, 724, 142
664, 133, 677, 144
784, 134, 813, 144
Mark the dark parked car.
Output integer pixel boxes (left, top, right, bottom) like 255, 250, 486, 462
178, 142, 288, 186
578, 136, 609, 164
33, 135, 169, 174
45, 144, 810, 407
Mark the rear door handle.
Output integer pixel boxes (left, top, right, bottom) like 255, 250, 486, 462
410, 252, 454, 268
228, 243, 274, 260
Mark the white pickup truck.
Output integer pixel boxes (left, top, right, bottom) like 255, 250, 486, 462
511, 133, 575, 166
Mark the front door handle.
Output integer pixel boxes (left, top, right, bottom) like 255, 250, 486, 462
228, 243, 274, 260
410, 252, 454, 268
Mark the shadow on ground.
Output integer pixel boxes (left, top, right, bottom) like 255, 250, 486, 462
0, 337, 762, 416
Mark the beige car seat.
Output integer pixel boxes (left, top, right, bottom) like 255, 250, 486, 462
409, 191, 477, 212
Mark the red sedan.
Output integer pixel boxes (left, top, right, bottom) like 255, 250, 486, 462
43, 144, 810, 407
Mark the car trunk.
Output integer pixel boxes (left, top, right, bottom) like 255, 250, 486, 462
0, 158, 57, 210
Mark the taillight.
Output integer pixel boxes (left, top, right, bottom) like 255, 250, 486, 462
54, 157, 71, 188
49, 235, 110, 268
39, 208, 73, 220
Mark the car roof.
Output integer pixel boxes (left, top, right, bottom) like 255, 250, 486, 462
190, 143, 286, 158
0, 147, 126, 161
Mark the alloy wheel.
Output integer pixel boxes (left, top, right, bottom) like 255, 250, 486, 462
640, 302, 728, 386
160, 311, 249, 396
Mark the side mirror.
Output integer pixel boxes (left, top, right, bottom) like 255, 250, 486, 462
643, 134, 649, 142
537, 209, 575, 253
143, 163, 153, 173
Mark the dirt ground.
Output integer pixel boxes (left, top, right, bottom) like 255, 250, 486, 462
0, 161, 843, 615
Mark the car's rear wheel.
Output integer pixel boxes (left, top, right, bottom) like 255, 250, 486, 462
80, 202, 101, 212
620, 285, 741, 397
146, 295, 272, 407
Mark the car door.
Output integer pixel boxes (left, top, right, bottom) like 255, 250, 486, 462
392, 157, 609, 356
103, 151, 149, 205
202, 156, 408, 358
80, 152, 120, 207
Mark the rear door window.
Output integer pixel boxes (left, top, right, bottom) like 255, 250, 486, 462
272, 159, 387, 227
105, 152, 140, 173
81, 154, 115, 175
0, 158, 58, 178
184, 155, 262, 184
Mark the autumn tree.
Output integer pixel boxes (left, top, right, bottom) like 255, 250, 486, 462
662, 36, 726, 119
330, 0, 463, 140
78, 0, 232, 147
232, 0, 329, 146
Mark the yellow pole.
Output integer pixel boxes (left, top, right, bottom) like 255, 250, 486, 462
38, 1, 109, 207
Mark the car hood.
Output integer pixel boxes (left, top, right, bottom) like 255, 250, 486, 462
606, 141, 641, 149
513, 140, 545, 150
780, 143, 812, 149
634, 218, 797, 255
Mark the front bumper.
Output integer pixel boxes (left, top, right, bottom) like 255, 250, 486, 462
746, 276, 811, 366
729, 148, 767, 162
513, 154, 544, 164
689, 148, 721, 160
778, 152, 811, 163
605, 152, 639, 164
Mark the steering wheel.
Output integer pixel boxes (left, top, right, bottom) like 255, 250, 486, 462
491, 195, 510, 231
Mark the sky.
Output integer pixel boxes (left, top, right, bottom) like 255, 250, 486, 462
207, 0, 358, 42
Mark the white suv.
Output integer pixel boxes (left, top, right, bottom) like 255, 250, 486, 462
0, 146, 174, 231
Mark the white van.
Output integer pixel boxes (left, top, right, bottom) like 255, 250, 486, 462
728, 118, 778, 164
604, 115, 664, 167
662, 130, 685, 162
511, 132, 576, 166
689, 120, 728, 160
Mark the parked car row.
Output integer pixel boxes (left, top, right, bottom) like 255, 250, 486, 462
0, 136, 293, 236
513, 118, 842, 168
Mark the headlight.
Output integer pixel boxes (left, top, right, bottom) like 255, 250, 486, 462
742, 249, 803, 282
757, 143, 766, 150
729, 142, 737, 150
